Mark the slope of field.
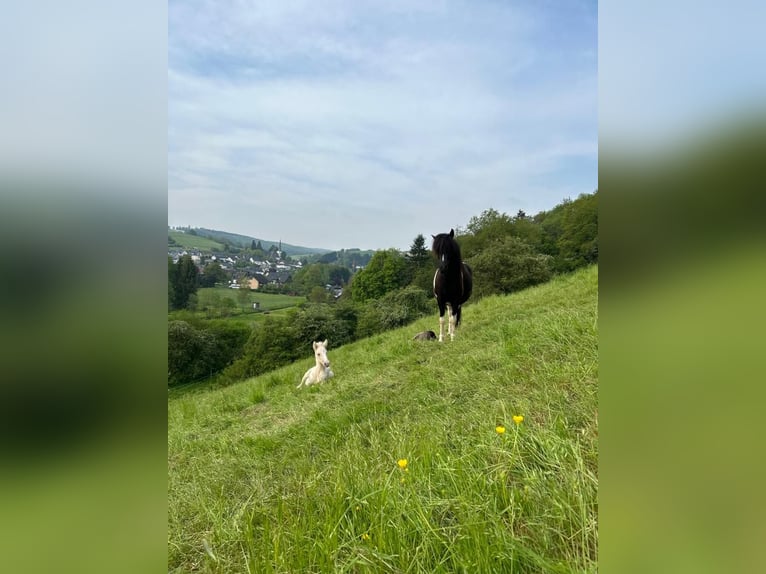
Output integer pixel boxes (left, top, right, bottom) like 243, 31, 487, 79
168, 266, 598, 573
169, 230, 225, 252
195, 228, 332, 256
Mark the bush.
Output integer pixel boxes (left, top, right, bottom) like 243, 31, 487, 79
356, 286, 433, 338
355, 304, 384, 339
468, 236, 553, 298
294, 303, 355, 348
350, 249, 409, 302
221, 315, 302, 383
410, 265, 436, 297
167, 320, 250, 386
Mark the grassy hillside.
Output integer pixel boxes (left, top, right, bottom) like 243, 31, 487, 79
168, 266, 598, 573
195, 228, 332, 256
169, 230, 225, 252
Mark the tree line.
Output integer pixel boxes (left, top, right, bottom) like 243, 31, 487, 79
168, 258, 230, 311
168, 191, 597, 387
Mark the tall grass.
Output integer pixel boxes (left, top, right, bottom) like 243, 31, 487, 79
168, 266, 598, 573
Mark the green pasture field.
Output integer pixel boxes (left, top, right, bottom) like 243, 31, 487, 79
196, 287, 305, 311
169, 231, 225, 251
168, 289, 306, 324
168, 266, 598, 573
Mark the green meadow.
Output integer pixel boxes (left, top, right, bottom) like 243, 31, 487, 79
168, 266, 598, 573
196, 288, 305, 310
170, 230, 226, 251
169, 289, 307, 324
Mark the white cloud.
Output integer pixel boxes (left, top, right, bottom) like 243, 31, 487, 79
169, 0, 597, 250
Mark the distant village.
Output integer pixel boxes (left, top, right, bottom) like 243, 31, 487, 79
168, 229, 370, 297
169, 241, 305, 289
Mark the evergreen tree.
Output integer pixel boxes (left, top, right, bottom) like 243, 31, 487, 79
174, 255, 199, 309
168, 256, 178, 310
407, 234, 429, 266
406, 233, 434, 294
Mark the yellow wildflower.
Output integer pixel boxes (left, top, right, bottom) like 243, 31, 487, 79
361, 533, 370, 541
397, 459, 408, 470
495, 425, 506, 434
513, 415, 524, 425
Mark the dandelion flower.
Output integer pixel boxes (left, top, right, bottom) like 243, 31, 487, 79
397, 459, 408, 470
495, 425, 506, 434
361, 533, 370, 541
513, 415, 524, 425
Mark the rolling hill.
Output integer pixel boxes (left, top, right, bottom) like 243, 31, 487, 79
194, 228, 332, 256
168, 230, 225, 251
168, 266, 598, 573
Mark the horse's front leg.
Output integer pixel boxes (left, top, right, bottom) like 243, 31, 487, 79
448, 305, 456, 341
437, 300, 446, 342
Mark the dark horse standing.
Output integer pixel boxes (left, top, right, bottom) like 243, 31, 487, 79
431, 229, 473, 342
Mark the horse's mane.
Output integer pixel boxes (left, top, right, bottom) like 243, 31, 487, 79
432, 232, 462, 263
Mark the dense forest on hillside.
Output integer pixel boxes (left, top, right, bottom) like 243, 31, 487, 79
168, 191, 597, 387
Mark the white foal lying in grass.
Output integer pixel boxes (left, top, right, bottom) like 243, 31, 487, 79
297, 339, 334, 389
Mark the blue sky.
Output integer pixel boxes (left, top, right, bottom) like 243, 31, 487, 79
599, 0, 766, 151
168, 0, 597, 250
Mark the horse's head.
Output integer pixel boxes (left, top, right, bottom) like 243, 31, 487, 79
313, 339, 331, 368
431, 229, 459, 271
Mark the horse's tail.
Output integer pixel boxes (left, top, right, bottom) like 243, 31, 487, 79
455, 305, 462, 327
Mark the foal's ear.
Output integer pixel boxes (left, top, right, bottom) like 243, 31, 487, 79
431, 234, 435, 239
449, 229, 454, 237
322, 339, 328, 348
312, 341, 318, 351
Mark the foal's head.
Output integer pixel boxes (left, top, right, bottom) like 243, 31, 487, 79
313, 339, 331, 368
431, 229, 462, 272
